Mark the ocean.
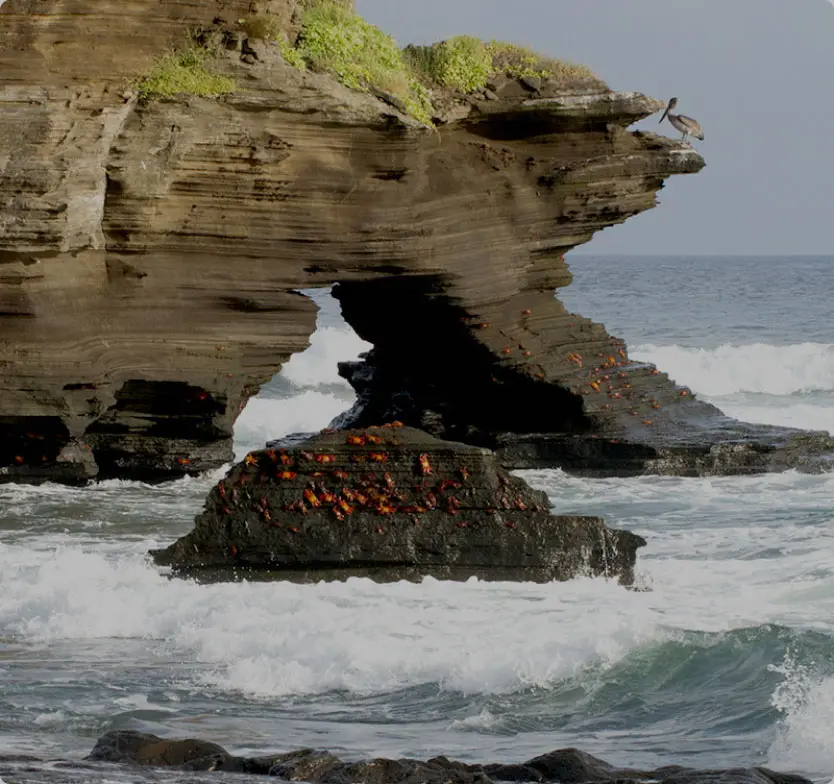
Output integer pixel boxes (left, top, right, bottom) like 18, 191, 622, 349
2, 255, 834, 783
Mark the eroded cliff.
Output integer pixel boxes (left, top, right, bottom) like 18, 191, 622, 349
0, 0, 764, 485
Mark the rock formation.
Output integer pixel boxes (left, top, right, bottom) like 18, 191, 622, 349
151, 425, 644, 583
3, 0, 828, 484
83, 730, 814, 784
331, 281, 834, 476
0, 0, 713, 484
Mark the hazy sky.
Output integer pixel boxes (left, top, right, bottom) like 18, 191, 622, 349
357, 0, 834, 256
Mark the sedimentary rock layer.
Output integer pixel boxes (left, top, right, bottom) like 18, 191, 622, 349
332, 278, 834, 477
0, 0, 707, 483
152, 425, 644, 583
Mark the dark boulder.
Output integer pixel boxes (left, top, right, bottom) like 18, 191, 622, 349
83, 732, 815, 784
151, 425, 644, 584
86, 730, 233, 770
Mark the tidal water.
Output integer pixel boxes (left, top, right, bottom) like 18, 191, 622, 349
2, 256, 834, 784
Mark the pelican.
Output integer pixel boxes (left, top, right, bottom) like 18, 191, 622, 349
659, 97, 704, 142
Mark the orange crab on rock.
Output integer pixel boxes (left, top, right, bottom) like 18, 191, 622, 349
303, 488, 322, 508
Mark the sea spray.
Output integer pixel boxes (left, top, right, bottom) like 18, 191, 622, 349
768, 651, 834, 777
631, 343, 834, 397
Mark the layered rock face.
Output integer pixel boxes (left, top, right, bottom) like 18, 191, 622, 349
152, 425, 644, 583
0, 0, 711, 483
332, 279, 834, 476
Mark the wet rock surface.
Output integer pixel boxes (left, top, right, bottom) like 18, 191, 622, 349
330, 278, 834, 478
73, 731, 815, 784
151, 426, 644, 584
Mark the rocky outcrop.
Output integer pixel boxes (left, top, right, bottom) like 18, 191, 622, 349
331, 283, 834, 477
0, 0, 712, 484
151, 425, 644, 583
10, 0, 825, 482
85, 730, 813, 784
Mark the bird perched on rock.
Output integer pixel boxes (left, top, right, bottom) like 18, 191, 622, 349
659, 97, 704, 142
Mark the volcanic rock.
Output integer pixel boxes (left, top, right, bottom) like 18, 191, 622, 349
151, 425, 644, 584
84, 731, 815, 784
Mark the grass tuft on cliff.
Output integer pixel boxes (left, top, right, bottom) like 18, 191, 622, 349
279, 1, 434, 125
239, 14, 284, 41
136, 47, 235, 99
488, 42, 599, 83
270, 1, 603, 123
405, 38, 602, 92
403, 37, 492, 93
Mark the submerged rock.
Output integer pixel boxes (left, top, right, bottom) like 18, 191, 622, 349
151, 425, 644, 584
84, 731, 815, 784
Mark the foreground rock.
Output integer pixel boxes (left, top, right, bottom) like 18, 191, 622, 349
85, 730, 813, 784
151, 426, 643, 584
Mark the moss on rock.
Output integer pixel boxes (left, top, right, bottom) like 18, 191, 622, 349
135, 48, 235, 99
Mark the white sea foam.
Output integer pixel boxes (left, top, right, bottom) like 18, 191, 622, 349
717, 400, 834, 435
0, 538, 662, 697
3, 467, 834, 701
632, 342, 834, 396
234, 390, 351, 456
768, 653, 834, 778
233, 324, 365, 454
279, 326, 371, 389
448, 708, 505, 733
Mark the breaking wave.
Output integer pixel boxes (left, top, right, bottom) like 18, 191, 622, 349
280, 326, 371, 389
768, 652, 834, 776
632, 343, 834, 397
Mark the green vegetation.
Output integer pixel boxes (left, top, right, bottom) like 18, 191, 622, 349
135, 47, 235, 99
239, 14, 284, 41
136, 1, 599, 117
282, 0, 434, 124
276, 36, 308, 71
488, 41, 599, 83
403, 36, 492, 93
404, 37, 600, 93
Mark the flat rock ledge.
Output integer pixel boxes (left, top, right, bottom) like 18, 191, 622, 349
150, 426, 644, 584
85, 730, 813, 784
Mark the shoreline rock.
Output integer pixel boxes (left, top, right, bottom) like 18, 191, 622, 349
329, 279, 834, 478
151, 425, 644, 584
81, 730, 814, 784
